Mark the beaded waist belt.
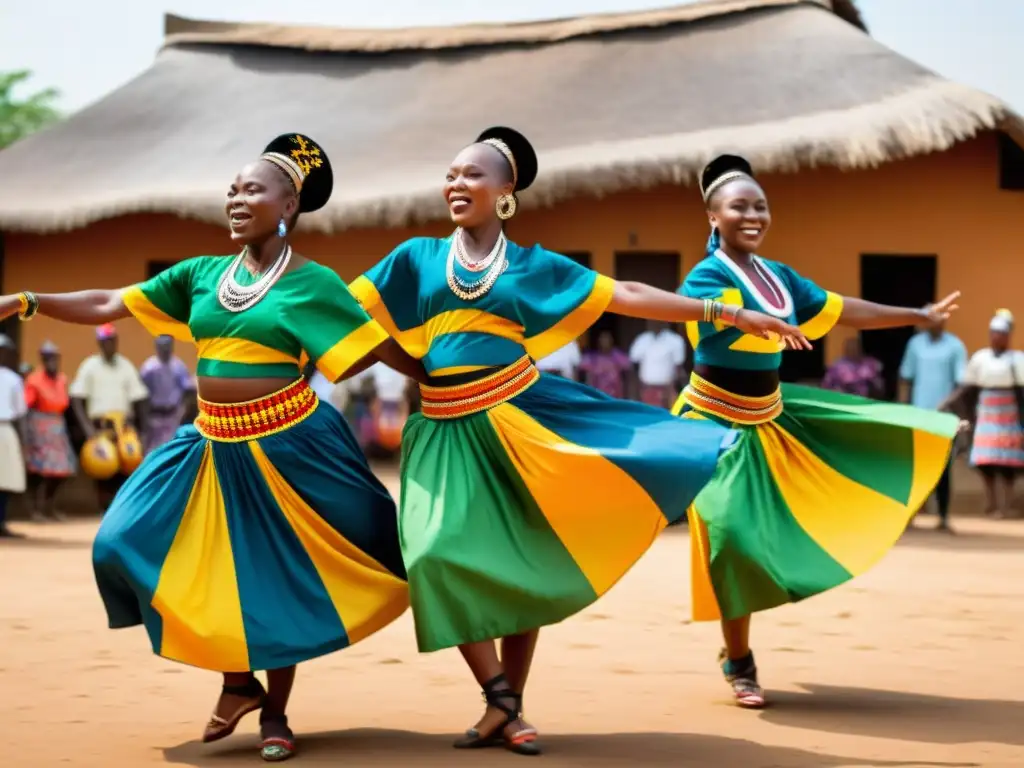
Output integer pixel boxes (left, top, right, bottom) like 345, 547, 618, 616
420, 356, 539, 420
683, 372, 782, 426
195, 379, 318, 442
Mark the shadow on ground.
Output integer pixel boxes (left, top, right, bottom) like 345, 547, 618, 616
164, 728, 980, 767
0, 535, 91, 551
898, 523, 1024, 553
760, 683, 1024, 746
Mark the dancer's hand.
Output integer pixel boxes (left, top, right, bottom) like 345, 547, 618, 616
734, 309, 813, 351
921, 292, 961, 323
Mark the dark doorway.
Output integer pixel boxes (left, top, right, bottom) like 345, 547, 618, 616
860, 254, 937, 400
612, 252, 681, 351
779, 335, 826, 384
562, 252, 591, 268
147, 260, 177, 279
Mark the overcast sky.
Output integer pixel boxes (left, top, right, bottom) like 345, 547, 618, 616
1, 0, 1022, 113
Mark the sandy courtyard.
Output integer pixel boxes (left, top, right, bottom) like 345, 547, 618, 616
3, 468, 1023, 768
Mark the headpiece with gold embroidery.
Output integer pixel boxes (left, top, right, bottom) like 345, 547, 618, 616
475, 126, 538, 192
260, 133, 334, 213
700, 154, 756, 203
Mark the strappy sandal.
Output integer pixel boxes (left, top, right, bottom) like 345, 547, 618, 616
259, 714, 296, 762
202, 677, 267, 743
719, 648, 766, 709
453, 673, 541, 756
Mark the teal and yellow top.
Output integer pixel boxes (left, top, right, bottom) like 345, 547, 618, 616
682, 251, 844, 371
122, 256, 387, 381
350, 236, 614, 377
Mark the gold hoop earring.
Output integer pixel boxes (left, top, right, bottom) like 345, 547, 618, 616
496, 194, 517, 221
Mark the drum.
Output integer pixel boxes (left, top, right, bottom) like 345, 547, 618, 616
80, 435, 119, 480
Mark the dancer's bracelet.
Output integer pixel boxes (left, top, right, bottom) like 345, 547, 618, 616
17, 291, 39, 320
718, 304, 740, 326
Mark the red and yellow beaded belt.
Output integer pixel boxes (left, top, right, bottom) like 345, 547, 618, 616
683, 372, 782, 426
420, 356, 539, 420
195, 379, 318, 442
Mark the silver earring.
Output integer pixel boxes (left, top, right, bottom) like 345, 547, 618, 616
278, 218, 287, 237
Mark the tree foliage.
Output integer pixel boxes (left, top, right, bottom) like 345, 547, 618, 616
0, 70, 61, 150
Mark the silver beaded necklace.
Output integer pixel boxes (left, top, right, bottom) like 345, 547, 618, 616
216, 245, 292, 313
446, 229, 507, 301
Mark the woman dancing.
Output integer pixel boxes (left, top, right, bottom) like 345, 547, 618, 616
0, 134, 416, 762
674, 154, 962, 708
350, 127, 810, 756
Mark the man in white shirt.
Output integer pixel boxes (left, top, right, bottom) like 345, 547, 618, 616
537, 340, 582, 380
0, 335, 27, 538
70, 324, 149, 510
629, 321, 686, 408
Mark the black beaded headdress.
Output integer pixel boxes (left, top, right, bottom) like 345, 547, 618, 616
260, 133, 334, 213
700, 154, 755, 203
475, 126, 538, 192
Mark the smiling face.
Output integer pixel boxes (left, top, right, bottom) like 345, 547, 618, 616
225, 160, 299, 244
443, 143, 515, 228
707, 177, 771, 254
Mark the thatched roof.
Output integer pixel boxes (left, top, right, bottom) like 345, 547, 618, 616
0, 0, 1019, 233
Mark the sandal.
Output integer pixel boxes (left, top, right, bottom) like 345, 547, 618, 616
260, 714, 296, 762
719, 648, 766, 709
453, 673, 541, 756
202, 676, 267, 743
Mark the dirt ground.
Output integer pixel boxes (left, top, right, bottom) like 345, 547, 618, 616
3, 467, 1023, 768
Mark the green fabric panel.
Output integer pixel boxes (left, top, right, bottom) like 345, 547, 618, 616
399, 411, 596, 652
289, 263, 377, 366
780, 384, 958, 504
783, 383, 960, 436
694, 427, 852, 619
195, 359, 300, 379
137, 258, 198, 324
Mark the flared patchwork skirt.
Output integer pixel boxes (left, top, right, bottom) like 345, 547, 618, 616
400, 359, 735, 652
674, 376, 959, 621
92, 380, 409, 672
969, 387, 1024, 468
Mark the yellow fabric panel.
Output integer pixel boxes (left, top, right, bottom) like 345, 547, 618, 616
688, 506, 723, 621
152, 445, 249, 671
907, 428, 954, 512
121, 285, 193, 343
486, 401, 667, 596
316, 319, 388, 382
196, 337, 299, 366
349, 275, 402, 338
247, 443, 409, 645
524, 273, 616, 361
426, 310, 524, 347
800, 291, 844, 340
429, 364, 491, 378
687, 286, 781, 354
728, 333, 786, 354
350, 274, 523, 361
756, 420, 916, 576
685, 320, 701, 352
406, 310, 526, 359
716, 288, 743, 330
348, 275, 381, 313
